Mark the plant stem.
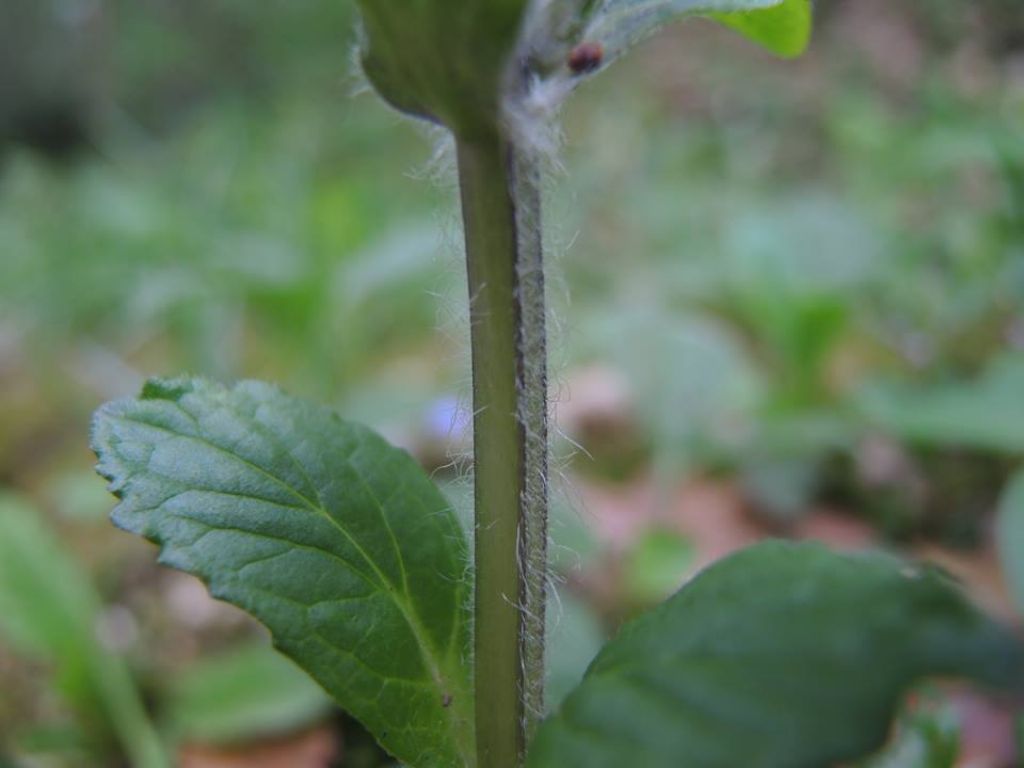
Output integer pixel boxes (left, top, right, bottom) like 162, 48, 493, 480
457, 129, 548, 767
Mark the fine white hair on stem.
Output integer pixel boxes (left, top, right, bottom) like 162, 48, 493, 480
504, 0, 606, 155
504, 75, 573, 159
407, 127, 457, 186
346, 28, 374, 100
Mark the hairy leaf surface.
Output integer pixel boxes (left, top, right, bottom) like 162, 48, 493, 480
527, 541, 1022, 768
92, 378, 474, 767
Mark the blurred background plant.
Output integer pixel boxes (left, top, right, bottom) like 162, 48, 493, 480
1, 0, 1023, 765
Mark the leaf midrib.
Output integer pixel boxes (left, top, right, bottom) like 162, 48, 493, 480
110, 409, 460, 704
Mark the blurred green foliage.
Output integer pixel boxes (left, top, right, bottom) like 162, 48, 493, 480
1, 0, 452, 409
168, 642, 331, 745
0, 494, 165, 765
558, 8, 1024, 538
2, 0, 1023, 763
857, 696, 961, 768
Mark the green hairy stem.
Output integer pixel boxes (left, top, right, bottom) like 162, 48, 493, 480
458, 130, 549, 767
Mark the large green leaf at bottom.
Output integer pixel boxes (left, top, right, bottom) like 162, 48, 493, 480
92, 378, 474, 767
527, 541, 1022, 768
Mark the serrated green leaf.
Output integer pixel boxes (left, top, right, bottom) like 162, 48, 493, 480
91, 378, 474, 768
527, 541, 1022, 768
582, 0, 810, 71
169, 642, 332, 745
0, 495, 167, 768
997, 470, 1024, 614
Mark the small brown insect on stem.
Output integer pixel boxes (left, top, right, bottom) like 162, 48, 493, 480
568, 42, 604, 75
